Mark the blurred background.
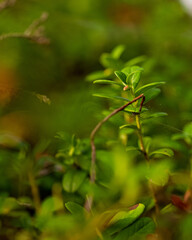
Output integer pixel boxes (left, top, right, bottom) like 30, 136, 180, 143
0, 0, 191, 141
0, 1, 192, 239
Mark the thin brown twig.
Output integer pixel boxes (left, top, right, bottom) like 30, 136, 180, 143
0, 0, 16, 12
84, 94, 145, 212
0, 12, 50, 44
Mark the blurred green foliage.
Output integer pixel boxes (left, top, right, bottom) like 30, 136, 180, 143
0, 0, 192, 239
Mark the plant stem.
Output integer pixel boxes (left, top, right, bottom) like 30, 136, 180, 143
85, 94, 145, 212
28, 171, 41, 214
135, 114, 159, 214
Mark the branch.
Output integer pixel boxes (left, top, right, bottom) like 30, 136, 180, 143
0, 0, 16, 12
84, 94, 145, 212
0, 12, 50, 44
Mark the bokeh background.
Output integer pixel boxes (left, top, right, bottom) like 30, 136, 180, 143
0, 0, 191, 140
0, 1, 192, 239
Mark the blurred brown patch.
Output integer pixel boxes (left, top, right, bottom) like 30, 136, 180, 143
0, 66, 18, 106
108, 4, 145, 27
0, 112, 38, 144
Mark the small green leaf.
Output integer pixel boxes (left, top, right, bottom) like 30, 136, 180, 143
115, 71, 127, 84
149, 148, 174, 157
121, 66, 132, 76
129, 66, 143, 89
111, 45, 126, 59
120, 124, 137, 130
93, 93, 129, 101
65, 201, 85, 216
113, 217, 155, 240
124, 106, 148, 114
93, 80, 123, 86
100, 54, 123, 69
126, 146, 140, 152
40, 197, 63, 216
122, 66, 143, 89
86, 70, 112, 81
135, 82, 165, 96
125, 55, 147, 66
62, 170, 87, 193
141, 112, 168, 120
106, 204, 145, 235
143, 88, 161, 103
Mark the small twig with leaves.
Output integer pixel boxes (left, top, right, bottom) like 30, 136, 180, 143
0, 0, 16, 12
84, 94, 145, 212
0, 12, 50, 44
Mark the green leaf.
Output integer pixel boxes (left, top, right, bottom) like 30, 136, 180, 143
65, 201, 85, 216
138, 137, 151, 154
143, 88, 161, 103
149, 148, 174, 157
113, 217, 155, 240
93, 93, 129, 101
86, 70, 112, 81
106, 204, 145, 235
135, 82, 165, 96
111, 45, 126, 59
183, 122, 192, 144
100, 54, 123, 69
125, 55, 147, 66
129, 66, 143, 89
62, 170, 87, 193
115, 71, 127, 84
121, 66, 132, 76
40, 197, 63, 216
123, 106, 148, 114
122, 66, 143, 89
126, 146, 140, 152
146, 160, 172, 186
120, 124, 137, 130
93, 80, 123, 86
141, 112, 168, 120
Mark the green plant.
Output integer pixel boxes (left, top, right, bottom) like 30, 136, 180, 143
56, 46, 175, 239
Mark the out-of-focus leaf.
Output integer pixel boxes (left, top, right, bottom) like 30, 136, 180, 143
180, 214, 192, 240
125, 55, 147, 66
65, 201, 85, 216
105, 204, 145, 235
93, 80, 123, 86
100, 53, 123, 69
86, 70, 111, 81
111, 45, 126, 59
171, 195, 189, 211
113, 217, 155, 240
146, 160, 172, 186
183, 122, 192, 144
93, 93, 129, 101
141, 112, 168, 120
138, 137, 151, 154
126, 146, 140, 152
40, 197, 63, 216
161, 203, 176, 214
149, 148, 174, 157
120, 124, 137, 130
0, 197, 18, 214
62, 169, 87, 193
115, 71, 127, 84
143, 88, 161, 103
135, 82, 165, 96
